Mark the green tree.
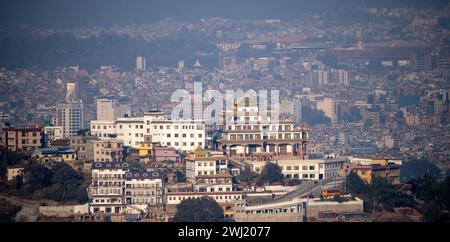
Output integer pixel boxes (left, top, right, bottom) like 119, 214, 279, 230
438, 176, 450, 211
22, 161, 53, 194
347, 171, 368, 195
400, 159, 441, 182
369, 175, 399, 212
237, 165, 258, 184
257, 163, 283, 184
46, 163, 84, 201
175, 170, 186, 183
172, 197, 224, 222
421, 200, 442, 222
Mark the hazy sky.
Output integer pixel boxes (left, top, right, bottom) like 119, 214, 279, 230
0, 0, 447, 28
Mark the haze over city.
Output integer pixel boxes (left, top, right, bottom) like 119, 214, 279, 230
0, 0, 449, 228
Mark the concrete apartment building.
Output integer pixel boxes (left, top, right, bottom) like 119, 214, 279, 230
249, 158, 347, 180
56, 100, 84, 138
44, 126, 64, 143
89, 162, 166, 215
92, 139, 123, 162
68, 135, 97, 162
124, 168, 164, 207
167, 147, 241, 217
89, 162, 129, 214
353, 163, 401, 184
90, 110, 206, 151
350, 157, 402, 184
2, 126, 43, 152
96, 98, 131, 121
185, 147, 229, 185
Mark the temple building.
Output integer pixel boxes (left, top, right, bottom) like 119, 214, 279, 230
218, 98, 309, 160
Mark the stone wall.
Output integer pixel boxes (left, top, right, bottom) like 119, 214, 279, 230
306, 198, 364, 219
234, 212, 303, 222
39, 203, 89, 217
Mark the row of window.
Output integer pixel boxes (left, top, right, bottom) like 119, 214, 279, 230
198, 187, 232, 192
128, 198, 161, 204
168, 195, 241, 201
92, 124, 204, 131
230, 125, 293, 131
284, 173, 316, 179
125, 191, 160, 196
196, 170, 220, 175
281, 165, 315, 171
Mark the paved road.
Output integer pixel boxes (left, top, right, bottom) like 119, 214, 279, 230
257, 177, 347, 204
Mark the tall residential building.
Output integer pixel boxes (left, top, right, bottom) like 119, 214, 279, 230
96, 98, 131, 121
136, 56, 146, 71
314, 70, 329, 86
89, 162, 165, 215
56, 100, 84, 138
332, 69, 350, 86
66, 82, 77, 103
89, 162, 128, 214
96, 99, 116, 121
293, 97, 303, 125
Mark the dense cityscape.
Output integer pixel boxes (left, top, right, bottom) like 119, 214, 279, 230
0, 0, 449, 224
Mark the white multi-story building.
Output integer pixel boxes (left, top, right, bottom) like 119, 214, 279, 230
96, 98, 131, 121
89, 162, 166, 215
116, 116, 146, 147
314, 70, 329, 86
44, 126, 64, 143
136, 56, 146, 71
249, 158, 346, 180
185, 148, 229, 185
90, 120, 117, 139
90, 110, 206, 151
89, 162, 129, 214
166, 191, 243, 205
56, 100, 84, 138
124, 168, 164, 206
